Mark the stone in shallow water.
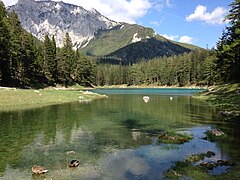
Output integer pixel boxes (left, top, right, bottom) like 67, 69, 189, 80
210, 129, 224, 136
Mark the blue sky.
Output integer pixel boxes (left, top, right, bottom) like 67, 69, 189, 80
141, 0, 231, 48
3, 0, 232, 48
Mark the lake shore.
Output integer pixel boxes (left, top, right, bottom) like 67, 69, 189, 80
194, 83, 240, 120
0, 84, 208, 111
3, 83, 237, 112
0, 87, 107, 111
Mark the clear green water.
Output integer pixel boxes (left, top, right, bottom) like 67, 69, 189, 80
0, 89, 239, 180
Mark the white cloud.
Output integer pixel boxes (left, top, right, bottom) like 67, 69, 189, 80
2, 0, 152, 23
179, 36, 193, 44
57, 0, 152, 23
161, 34, 194, 44
2, 0, 18, 6
150, 21, 160, 26
149, 18, 163, 26
161, 34, 179, 41
3, 0, 174, 24
66, 0, 152, 23
150, 0, 172, 11
186, 5, 227, 25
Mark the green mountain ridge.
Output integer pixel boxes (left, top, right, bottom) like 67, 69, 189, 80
81, 23, 201, 64
106, 38, 191, 64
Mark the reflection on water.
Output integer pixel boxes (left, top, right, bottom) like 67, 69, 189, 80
0, 90, 240, 179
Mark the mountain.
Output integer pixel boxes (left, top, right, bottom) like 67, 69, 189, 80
8, 0, 200, 64
81, 23, 199, 64
8, 0, 119, 48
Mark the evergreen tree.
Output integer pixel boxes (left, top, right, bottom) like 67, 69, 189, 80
95, 65, 105, 86
19, 32, 36, 86
56, 49, 68, 86
58, 33, 75, 86
0, 2, 11, 86
9, 11, 25, 85
216, 0, 240, 82
43, 35, 57, 82
52, 36, 57, 59
51, 35, 57, 81
176, 55, 190, 86
75, 56, 96, 87
203, 53, 218, 85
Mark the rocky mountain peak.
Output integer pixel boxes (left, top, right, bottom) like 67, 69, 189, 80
8, 0, 120, 48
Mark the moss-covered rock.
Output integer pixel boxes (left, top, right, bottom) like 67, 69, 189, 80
165, 156, 238, 179
199, 160, 235, 170
204, 128, 227, 142
158, 130, 193, 144
185, 151, 215, 163
164, 161, 207, 179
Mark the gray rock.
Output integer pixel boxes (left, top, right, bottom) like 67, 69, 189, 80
8, 0, 120, 48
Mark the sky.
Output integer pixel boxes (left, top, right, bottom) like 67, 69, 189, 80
2, 0, 233, 48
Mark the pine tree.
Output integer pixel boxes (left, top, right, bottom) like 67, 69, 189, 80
57, 33, 75, 86
0, 2, 11, 86
8, 11, 24, 86
203, 53, 218, 85
216, 0, 240, 82
56, 49, 67, 86
65, 33, 76, 81
75, 55, 96, 87
43, 35, 57, 83
19, 32, 36, 86
51, 36, 57, 82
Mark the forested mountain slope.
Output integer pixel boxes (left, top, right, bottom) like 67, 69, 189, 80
81, 23, 200, 64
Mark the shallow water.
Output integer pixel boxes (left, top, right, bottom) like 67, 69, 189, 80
0, 88, 239, 179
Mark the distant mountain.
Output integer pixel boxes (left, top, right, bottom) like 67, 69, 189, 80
8, 0, 119, 48
81, 23, 199, 64
8, 0, 200, 64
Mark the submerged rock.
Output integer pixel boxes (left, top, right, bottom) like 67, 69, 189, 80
143, 96, 150, 103
66, 150, 76, 155
206, 151, 216, 157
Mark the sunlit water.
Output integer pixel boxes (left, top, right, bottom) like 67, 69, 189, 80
0, 88, 239, 180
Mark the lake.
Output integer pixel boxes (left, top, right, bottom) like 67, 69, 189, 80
0, 88, 239, 179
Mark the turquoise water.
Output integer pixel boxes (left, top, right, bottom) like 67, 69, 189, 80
0, 88, 239, 179
91, 88, 204, 95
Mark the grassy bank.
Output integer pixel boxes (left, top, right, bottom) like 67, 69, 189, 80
0, 87, 106, 111
195, 83, 240, 111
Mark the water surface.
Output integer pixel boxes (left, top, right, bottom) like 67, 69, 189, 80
0, 88, 239, 179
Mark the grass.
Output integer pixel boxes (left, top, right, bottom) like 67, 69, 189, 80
81, 24, 156, 56
0, 88, 106, 111
194, 83, 240, 121
195, 83, 240, 111
158, 130, 193, 144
